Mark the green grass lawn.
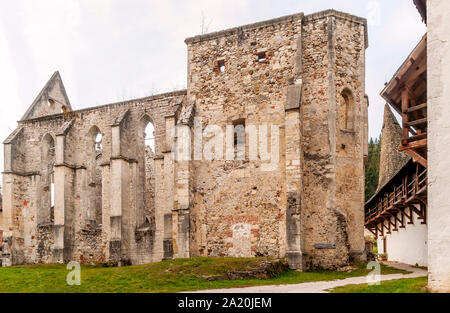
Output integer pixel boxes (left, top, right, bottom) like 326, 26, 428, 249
330, 276, 428, 293
0, 257, 409, 293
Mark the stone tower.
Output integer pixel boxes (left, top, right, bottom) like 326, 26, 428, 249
185, 10, 368, 269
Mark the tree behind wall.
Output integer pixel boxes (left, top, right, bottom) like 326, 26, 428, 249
365, 135, 381, 201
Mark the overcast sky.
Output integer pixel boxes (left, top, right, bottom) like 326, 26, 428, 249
0, 0, 426, 179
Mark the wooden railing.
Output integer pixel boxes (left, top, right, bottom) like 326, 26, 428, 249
365, 167, 427, 224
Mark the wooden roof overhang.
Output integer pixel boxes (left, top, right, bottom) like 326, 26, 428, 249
413, 0, 427, 24
380, 34, 428, 168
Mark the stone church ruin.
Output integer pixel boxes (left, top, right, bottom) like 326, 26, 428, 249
2, 10, 368, 270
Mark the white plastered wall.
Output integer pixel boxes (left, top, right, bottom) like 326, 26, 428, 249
428, 0, 450, 293
377, 210, 427, 267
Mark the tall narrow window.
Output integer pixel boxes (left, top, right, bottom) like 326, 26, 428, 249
341, 88, 354, 130
139, 115, 156, 230
51, 174, 55, 208
94, 133, 103, 152
145, 122, 155, 153
39, 134, 56, 224
86, 126, 103, 228
233, 118, 246, 160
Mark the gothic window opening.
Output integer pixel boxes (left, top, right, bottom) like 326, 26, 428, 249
341, 88, 355, 131
39, 134, 56, 225
94, 132, 103, 153
144, 121, 155, 153
138, 115, 157, 231
87, 126, 103, 228
47, 98, 55, 107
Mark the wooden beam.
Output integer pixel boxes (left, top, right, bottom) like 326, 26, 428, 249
405, 118, 427, 127
407, 133, 427, 142
385, 216, 398, 232
388, 211, 405, 229
366, 227, 378, 238
420, 203, 427, 225
401, 89, 410, 146
399, 139, 428, 151
403, 149, 428, 168
401, 206, 414, 225
406, 102, 427, 113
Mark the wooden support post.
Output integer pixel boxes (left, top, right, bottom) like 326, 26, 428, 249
401, 88, 410, 146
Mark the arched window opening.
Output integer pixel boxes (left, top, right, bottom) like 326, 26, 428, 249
341, 88, 355, 131
94, 132, 103, 152
86, 126, 103, 228
137, 115, 156, 231
145, 122, 155, 153
50, 174, 55, 207
39, 134, 56, 225
47, 98, 55, 107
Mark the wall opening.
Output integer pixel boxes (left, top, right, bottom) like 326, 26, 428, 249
144, 122, 155, 153
86, 126, 103, 228
214, 59, 225, 73
257, 51, 267, 63
47, 99, 55, 107
233, 118, 246, 146
94, 132, 103, 152
138, 115, 156, 230
341, 88, 355, 131
39, 134, 56, 225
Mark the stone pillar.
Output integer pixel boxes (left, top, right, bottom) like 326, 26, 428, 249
427, 0, 450, 293
162, 115, 175, 259
100, 163, 111, 260
1, 173, 14, 267
153, 155, 165, 261
173, 118, 191, 259
53, 134, 74, 263
285, 82, 305, 270
109, 125, 126, 263
2, 128, 26, 266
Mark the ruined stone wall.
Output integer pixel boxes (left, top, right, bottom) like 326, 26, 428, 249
333, 13, 367, 263
2, 9, 367, 270
186, 13, 304, 259
186, 10, 367, 268
3, 91, 185, 265
299, 11, 367, 268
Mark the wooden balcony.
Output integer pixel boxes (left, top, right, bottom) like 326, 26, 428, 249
365, 160, 427, 239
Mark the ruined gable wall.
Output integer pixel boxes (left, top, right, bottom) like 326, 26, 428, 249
4, 92, 185, 265
186, 14, 303, 258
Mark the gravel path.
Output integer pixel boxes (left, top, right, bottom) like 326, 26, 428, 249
187, 262, 427, 293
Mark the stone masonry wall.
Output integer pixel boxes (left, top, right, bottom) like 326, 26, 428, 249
2, 9, 367, 270
186, 13, 303, 259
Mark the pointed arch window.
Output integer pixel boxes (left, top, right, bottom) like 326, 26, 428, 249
341, 88, 355, 131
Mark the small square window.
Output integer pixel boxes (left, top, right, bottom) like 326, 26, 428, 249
257, 51, 267, 63
218, 59, 225, 72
